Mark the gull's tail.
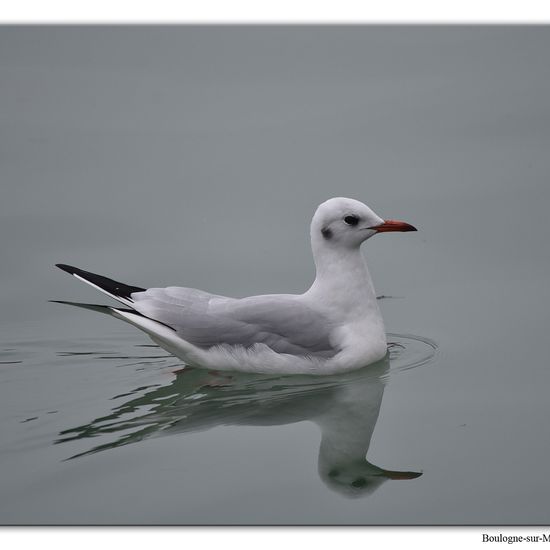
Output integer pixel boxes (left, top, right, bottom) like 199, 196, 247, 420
52, 267, 178, 336
55, 264, 146, 307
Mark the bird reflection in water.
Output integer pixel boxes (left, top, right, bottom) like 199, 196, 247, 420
56, 351, 421, 498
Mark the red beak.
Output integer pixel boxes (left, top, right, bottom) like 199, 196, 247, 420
372, 219, 417, 233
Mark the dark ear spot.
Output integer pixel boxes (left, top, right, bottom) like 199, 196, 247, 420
321, 227, 333, 240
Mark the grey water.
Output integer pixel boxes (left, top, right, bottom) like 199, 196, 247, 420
1, 26, 550, 525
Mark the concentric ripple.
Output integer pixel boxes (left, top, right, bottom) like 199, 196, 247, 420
386, 332, 438, 375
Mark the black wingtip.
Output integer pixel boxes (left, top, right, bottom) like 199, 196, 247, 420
50, 299, 92, 306
54, 264, 146, 301
55, 264, 78, 275
49, 300, 119, 316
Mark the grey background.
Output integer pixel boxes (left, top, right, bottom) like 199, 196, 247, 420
0, 26, 549, 524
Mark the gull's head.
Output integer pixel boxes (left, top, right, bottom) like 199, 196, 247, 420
311, 197, 417, 249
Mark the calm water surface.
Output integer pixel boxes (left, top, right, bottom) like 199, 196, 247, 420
1, 26, 550, 524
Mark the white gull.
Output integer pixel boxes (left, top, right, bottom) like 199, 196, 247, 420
54, 197, 416, 375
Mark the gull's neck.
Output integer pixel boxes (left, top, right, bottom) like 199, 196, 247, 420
316, 375, 384, 463
305, 235, 381, 321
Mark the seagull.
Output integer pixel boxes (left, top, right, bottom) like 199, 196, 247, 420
54, 197, 416, 375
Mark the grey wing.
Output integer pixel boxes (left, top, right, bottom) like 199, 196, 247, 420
131, 287, 337, 358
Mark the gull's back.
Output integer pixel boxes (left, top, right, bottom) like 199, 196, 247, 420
131, 287, 338, 358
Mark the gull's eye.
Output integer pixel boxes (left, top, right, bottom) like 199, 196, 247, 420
351, 477, 367, 488
344, 215, 359, 226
